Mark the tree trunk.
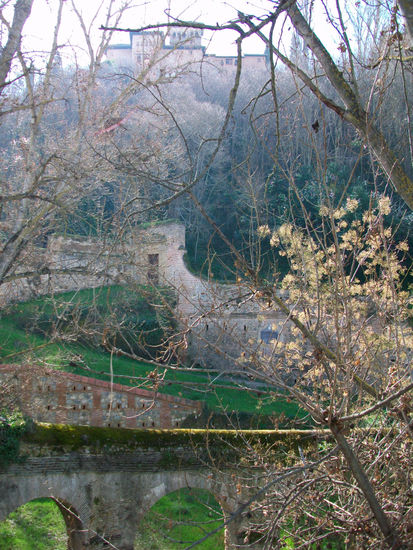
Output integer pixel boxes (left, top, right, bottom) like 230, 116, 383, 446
0, 0, 34, 91
286, 2, 413, 210
329, 421, 406, 549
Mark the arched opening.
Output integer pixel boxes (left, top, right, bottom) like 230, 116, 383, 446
135, 488, 224, 549
0, 497, 69, 550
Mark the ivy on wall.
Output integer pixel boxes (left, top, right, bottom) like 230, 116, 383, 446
0, 411, 30, 469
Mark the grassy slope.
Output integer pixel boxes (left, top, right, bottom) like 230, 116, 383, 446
0, 499, 67, 550
0, 288, 304, 420
135, 489, 224, 549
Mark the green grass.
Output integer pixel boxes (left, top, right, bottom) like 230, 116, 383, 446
0, 288, 306, 421
0, 494, 345, 550
0, 499, 67, 550
135, 488, 224, 549
0, 492, 224, 550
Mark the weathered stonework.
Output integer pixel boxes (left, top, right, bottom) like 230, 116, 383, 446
0, 220, 290, 371
0, 424, 324, 549
0, 365, 201, 429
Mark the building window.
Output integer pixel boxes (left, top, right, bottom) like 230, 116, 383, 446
147, 253, 159, 285
148, 253, 159, 265
226, 58, 232, 65
260, 329, 279, 344
147, 270, 159, 284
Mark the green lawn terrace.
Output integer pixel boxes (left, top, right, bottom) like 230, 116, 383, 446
0, 287, 308, 428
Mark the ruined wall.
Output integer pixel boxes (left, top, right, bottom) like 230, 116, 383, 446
0, 220, 290, 370
141, 222, 291, 369
0, 222, 182, 307
0, 365, 201, 429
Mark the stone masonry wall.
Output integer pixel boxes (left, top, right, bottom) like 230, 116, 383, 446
0, 221, 290, 370
0, 365, 201, 429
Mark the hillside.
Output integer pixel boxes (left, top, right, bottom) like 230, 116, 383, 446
0, 286, 306, 425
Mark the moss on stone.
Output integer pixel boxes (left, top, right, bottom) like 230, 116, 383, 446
22, 423, 329, 456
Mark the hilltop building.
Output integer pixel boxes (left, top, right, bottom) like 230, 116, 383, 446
105, 28, 268, 75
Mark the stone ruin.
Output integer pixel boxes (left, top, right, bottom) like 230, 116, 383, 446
0, 221, 290, 371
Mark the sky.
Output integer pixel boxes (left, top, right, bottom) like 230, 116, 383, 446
17, 0, 356, 67
21, 0, 279, 61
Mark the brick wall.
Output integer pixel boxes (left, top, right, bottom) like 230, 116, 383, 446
0, 365, 202, 429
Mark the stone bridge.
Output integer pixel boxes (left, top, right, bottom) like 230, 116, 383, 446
0, 423, 323, 549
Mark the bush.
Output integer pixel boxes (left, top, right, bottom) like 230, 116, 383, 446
0, 411, 30, 469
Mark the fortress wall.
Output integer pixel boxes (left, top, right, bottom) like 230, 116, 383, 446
0, 365, 201, 429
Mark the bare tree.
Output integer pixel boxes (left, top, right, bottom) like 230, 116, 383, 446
99, 2, 413, 547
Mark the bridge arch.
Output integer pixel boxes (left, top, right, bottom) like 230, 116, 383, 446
133, 470, 246, 550
52, 498, 86, 550
1, 469, 257, 550
0, 474, 94, 549
0, 496, 86, 550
